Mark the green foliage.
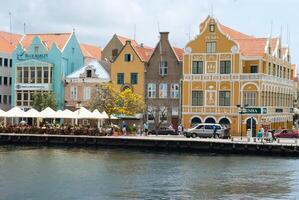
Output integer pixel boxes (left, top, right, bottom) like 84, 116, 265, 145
32, 92, 57, 111
90, 83, 145, 118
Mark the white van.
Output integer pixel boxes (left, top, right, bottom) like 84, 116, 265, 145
184, 123, 229, 138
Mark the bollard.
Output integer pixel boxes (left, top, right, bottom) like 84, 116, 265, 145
277, 138, 280, 143
231, 137, 234, 141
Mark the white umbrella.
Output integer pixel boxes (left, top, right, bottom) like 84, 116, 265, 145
6, 107, 26, 118
0, 108, 7, 117
40, 107, 58, 118
24, 108, 41, 118
92, 109, 104, 119
62, 109, 75, 119
74, 107, 93, 119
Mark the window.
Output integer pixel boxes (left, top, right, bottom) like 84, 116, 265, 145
159, 83, 167, 98
43, 67, 48, 83
112, 49, 118, 57
268, 63, 271, 75
159, 61, 168, 75
70, 87, 77, 100
209, 24, 215, 32
124, 54, 132, 62
117, 73, 124, 84
192, 91, 203, 106
34, 46, 39, 54
147, 83, 156, 98
272, 64, 276, 76
206, 42, 216, 53
37, 67, 42, 83
147, 106, 155, 121
3, 77, 7, 85
83, 87, 91, 100
192, 61, 203, 74
72, 47, 75, 54
130, 73, 138, 84
30, 67, 35, 83
3, 95, 7, 104
159, 106, 167, 122
23, 68, 28, 83
4, 58, 8, 67
250, 65, 258, 73
171, 83, 180, 98
86, 70, 92, 78
0, 76, 2, 85
9, 59, 12, 67
9, 77, 11, 85
220, 61, 231, 74
219, 91, 231, 106
0, 58, 2, 66
243, 92, 257, 106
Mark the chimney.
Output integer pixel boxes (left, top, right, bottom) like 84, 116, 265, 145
140, 43, 144, 48
160, 32, 169, 41
125, 40, 131, 45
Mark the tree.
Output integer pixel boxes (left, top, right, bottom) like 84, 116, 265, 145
90, 83, 145, 120
147, 106, 168, 130
32, 92, 57, 111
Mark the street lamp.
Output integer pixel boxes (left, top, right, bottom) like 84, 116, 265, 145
237, 104, 248, 140
75, 101, 82, 125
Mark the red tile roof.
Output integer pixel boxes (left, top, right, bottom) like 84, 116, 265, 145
20, 33, 72, 51
133, 45, 154, 62
173, 47, 184, 61
219, 24, 254, 40
116, 35, 138, 46
0, 31, 22, 53
80, 43, 102, 60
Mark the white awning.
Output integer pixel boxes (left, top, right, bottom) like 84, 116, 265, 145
40, 107, 59, 118
74, 107, 93, 119
62, 109, 75, 119
91, 109, 104, 119
24, 108, 41, 118
0, 108, 7, 117
6, 107, 26, 118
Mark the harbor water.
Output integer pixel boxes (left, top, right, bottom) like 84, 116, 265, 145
0, 146, 298, 200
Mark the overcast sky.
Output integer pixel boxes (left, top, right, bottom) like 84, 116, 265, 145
0, 0, 298, 71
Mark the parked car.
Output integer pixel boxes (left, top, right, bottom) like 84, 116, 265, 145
148, 127, 178, 135
274, 129, 299, 138
184, 123, 229, 138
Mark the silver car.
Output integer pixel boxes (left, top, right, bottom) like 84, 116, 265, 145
184, 123, 228, 138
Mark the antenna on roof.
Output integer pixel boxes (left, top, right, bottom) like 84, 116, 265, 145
9, 12, 12, 45
133, 24, 136, 41
23, 22, 26, 34
73, 28, 75, 33
210, 3, 214, 17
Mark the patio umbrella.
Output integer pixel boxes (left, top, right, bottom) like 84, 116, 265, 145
62, 109, 76, 119
6, 107, 26, 118
24, 108, 41, 118
92, 109, 104, 119
74, 107, 93, 119
0, 108, 7, 118
40, 107, 58, 118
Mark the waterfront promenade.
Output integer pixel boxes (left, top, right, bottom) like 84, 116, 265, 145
0, 133, 298, 156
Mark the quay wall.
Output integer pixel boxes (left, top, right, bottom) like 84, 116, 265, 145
0, 133, 298, 156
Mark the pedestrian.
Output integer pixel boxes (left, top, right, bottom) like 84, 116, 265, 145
257, 129, 263, 141
143, 122, 149, 136
122, 121, 127, 136
178, 124, 183, 135
213, 125, 217, 138
137, 125, 142, 136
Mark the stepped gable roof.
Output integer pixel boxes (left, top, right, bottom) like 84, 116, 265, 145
20, 32, 72, 51
0, 31, 22, 53
80, 43, 102, 60
66, 59, 110, 80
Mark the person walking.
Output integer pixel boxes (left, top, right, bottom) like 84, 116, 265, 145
122, 121, 127, 136
178, 124, 183, 135
143, 122, 149, 136
213, 125, 217, 138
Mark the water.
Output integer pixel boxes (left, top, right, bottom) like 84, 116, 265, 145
0, 146, 298, 200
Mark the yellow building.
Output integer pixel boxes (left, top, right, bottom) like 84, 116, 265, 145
111, 40, 153, 98
182, 16, 295, 136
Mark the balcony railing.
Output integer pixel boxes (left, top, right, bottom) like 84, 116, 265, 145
183, 73, 293, 87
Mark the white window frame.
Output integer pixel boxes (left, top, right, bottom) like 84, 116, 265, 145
70, 86, 77, 100
147, 106, 155, 122
171, 83, 180, 98
206, 42, 216, 53
83, 87, 91, 100
147, 83, 156, 98
159, 83, 167, 98
243, 92, 257, 106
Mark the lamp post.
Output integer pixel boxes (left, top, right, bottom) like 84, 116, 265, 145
75, 102, 82, 125
237, 104, 248, 140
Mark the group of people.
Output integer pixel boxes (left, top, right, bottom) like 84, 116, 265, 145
256, 127, 275, 142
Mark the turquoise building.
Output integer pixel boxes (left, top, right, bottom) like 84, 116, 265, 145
11, 32, 84, 110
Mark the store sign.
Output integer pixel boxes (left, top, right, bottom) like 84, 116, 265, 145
245, 108, 261, 114
15, 84, 50, 91
24, 54, 48, 59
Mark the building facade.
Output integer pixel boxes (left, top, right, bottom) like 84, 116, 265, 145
12, 32, 84, 110
111, 40, 153, 98
0, 31, 22, 110
182, 16, 295, 136
64, 60, 110, 110
146, 32, 183, 129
